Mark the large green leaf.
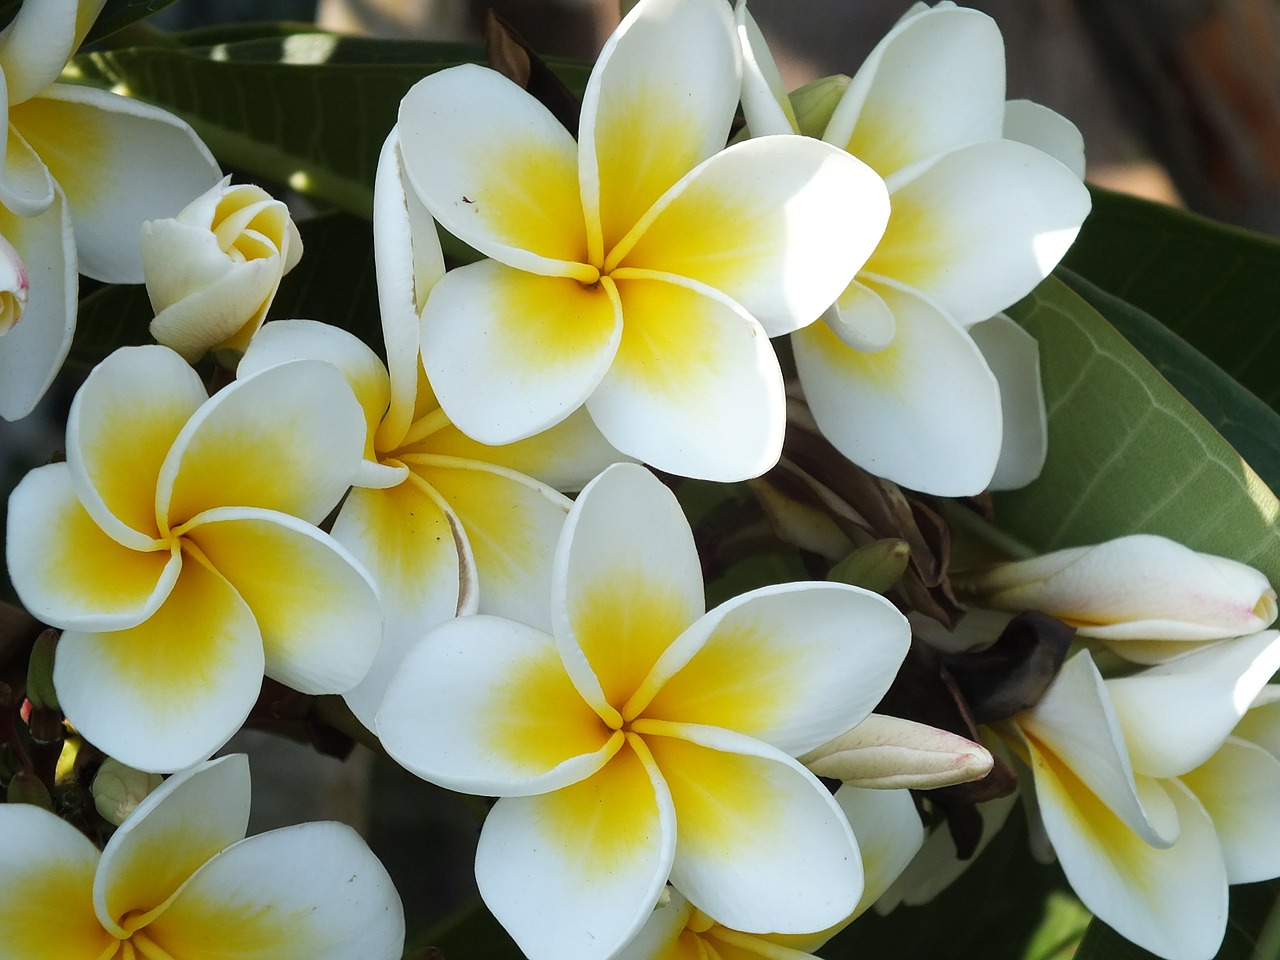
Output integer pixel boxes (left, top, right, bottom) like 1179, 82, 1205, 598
1055, 268, 1280, 500
82, 0, 183, 44
71, 33, 590, 218
1062, 187, 1280, 412
993, 276, 1280, 588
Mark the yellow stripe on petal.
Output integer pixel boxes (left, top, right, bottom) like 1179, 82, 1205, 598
610, 277, 723, 399
11, 95, 102, 209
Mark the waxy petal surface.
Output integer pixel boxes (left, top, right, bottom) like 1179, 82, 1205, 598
94, 755, 250, 937
0, 0, 80, 104
53, 551, 265, 772
616, 136, 887, 336
639, 582, 909, 756
736, 1, 799, 137
862, 139, 1090, 325
475, 738, 676, 960
970, 313, 1047, 491
398, 65, 588, 274
7, 464, 179, 630
582, 0, 740, 257
0, 804, 112, 960
14, 84, 221, 282
0, 112, 56, 216
793, 282, 1002, 496
1004, 99, 1086, 179
67, 344, 207, 547
421, 259, 622, 444
554, 463, 704, 720
378, 615, 615, 796
143, 822, 404, 960
159, 359, 365, 526
836, 785, 924, 918
823, 5, 1005, 178
1182, 737, 1280, 884
642, 723, 861, 934
589, 277, 784, 481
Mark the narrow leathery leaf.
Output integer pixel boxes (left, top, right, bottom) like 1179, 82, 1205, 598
82, 0, 184, 45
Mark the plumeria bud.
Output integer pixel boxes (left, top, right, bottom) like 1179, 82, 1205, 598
956, 534, 1278, 643
800, 713, 994, 789
24, 628, 59, 712
829, 538, 911, 594
142, 177, 302, 361
7, 770, 53, 810
788, 73, 850, 137
0, 233, 28, 336
91, 759, 165, 826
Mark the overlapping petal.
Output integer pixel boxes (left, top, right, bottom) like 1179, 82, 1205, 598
13, 83, 221, 282
158, 358, 366, 526
421, 260, 622, 444
0, 0, 81, 105
67, 344, 207, 546
475, 738, 676, 960
0, 117, 56, 216
835, 785, 925, 918
53, 552, 265, 772
554, 463, 704, 720
641, 722, 861, 934
182, 508, 381, 695
588, 277, 784, 480
397, 65, 589, 275
637, 582, 909, 756
735, 1, 799, 137
969, 313, 1047, 491
94, 755, 251, 937
581, 0, 740, 258
143, 822, 404, 960
1181, 737, 1280, 884
1004, 99, 1086, 179
6, 464, 179, 630
0, 804, 113, 960
614, 136, 887, 336
378, 615, 616, 795
793, 281, 1002, 496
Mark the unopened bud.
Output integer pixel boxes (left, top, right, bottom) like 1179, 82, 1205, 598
801, 713, 993, 789
7, 770, 52, 810
25, 628, 59, 712
92, 759, 164, 826
789, 74, 850, 138
956, 535, 1277, 647
829, 539, 911, 595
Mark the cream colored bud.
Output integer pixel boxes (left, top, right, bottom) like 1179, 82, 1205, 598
958, 534, 1278, 643
92, 759, 165, 826
801, 714, 994, 789
789, 74, 850, 138
143, 177, 303, 361
0, 232, 28, 336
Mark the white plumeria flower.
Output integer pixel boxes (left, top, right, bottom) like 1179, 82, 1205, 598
615, 785, 924, 960
237, 128, 623, 729
143, 177, 303, 361
5, 345, 381, 772
401, 0, 888, 482
377, 463, 911, 960
1002, 631, 1280, 960
0, 231, 27, 334
0, 754, 404, 960
958, 534, 1279, 663
0, 0, 221, 420
738, 0, 1090, 495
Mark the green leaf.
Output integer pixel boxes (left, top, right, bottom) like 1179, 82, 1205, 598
992, 276, 1280, 588
1062, 187, 1280, 413
71, 33, 590, 218
82, 0, 184, 45
72, 210, 383, 370
1055, 267, 1280, 500
1074, 881, 1280, 960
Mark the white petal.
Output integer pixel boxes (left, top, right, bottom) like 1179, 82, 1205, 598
1004, 99, 1086, 180
970, 312, 1047, 491
835, 785, 925, 918
0, 0, 79, 104
735, 0, 799, 136
1183, 737, 1280, 884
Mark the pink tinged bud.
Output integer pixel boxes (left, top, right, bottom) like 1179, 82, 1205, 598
800, 713, 994, 789
958, 534, 1278, 643
0, 232, 29, 336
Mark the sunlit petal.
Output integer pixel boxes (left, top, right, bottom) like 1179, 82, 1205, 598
582, 0, 740, 257
610, 889, 698, 960
589, 276, 784, 481
736, 1, 799, 137
377, 615, 616, 796
420, 259, 622, 445
182, 507, 381, 696
1182, 737, 1280, 884
640, 722, 861, 934
7, 464, 179, 630
53, 550, 264, 772
15, 84, 221, 282
554, 463, 704, 720
475, 737, 675, 960
823, 279, 896, 352
637, 582, 909, 756
143, 822, 404, 960
836, 786, 924, 919
970, 313, 1047, 491
397, 65, 589, 274
615, 136, 887, 337
793, 282, 1002, 497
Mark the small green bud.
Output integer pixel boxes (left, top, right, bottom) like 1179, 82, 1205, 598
7, 770, 53, 810
92, 758, 164, 826
828, 538, 911, 594
25, 628, 59, 712
789, 74, 850, 138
